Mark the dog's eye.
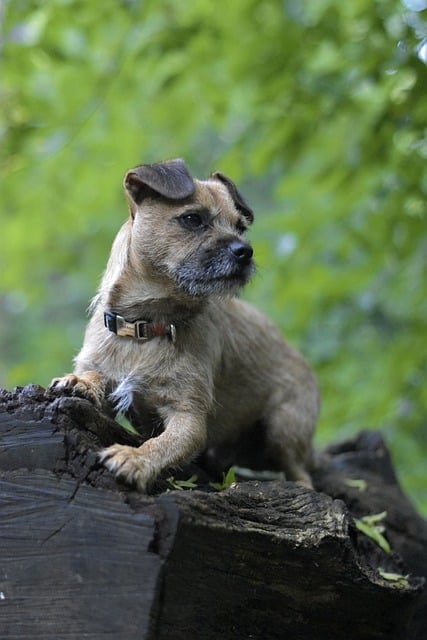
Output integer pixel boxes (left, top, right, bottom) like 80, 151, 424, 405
179, 213, 205, 230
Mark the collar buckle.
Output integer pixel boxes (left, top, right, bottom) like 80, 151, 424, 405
104, 311, 176, 343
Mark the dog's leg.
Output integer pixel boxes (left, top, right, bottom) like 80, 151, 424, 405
99, 410, 207, 491
49, 371, 106, 407
264, 405, 315, 489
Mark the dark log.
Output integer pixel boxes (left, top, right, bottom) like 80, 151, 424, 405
0, 384, 425, 640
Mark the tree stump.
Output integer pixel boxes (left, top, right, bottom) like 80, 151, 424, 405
0, 384, 425, 639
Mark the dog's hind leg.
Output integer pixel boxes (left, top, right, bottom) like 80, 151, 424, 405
262, 400, 317, 488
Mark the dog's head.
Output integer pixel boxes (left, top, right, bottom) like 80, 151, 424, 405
123, 159, 255, 297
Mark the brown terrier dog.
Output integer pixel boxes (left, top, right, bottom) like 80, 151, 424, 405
51, 159, 319, 491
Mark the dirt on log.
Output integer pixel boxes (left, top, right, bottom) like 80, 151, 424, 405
0, 384, 426, 640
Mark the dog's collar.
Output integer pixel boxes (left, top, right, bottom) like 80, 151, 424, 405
104, 311, 176, 343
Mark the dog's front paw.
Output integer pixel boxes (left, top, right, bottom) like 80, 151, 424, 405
49, 371, 105, 407
99, 444, 156, 492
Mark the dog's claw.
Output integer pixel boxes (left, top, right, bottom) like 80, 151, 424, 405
48, 373, 105, 407
97, 449, 115, 465
99, 444, 154, 492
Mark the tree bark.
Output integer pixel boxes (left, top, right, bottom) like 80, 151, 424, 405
0, 384, 425, 639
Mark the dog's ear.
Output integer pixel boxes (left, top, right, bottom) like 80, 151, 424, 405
210, 172, 254, 224
124, 159, 195, 216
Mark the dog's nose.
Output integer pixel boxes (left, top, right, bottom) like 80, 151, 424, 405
228, 240, 253, 264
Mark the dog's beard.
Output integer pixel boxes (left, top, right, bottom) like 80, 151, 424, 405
173, 255, 255, 297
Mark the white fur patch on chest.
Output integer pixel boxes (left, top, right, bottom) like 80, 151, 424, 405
109, 377, 136, 414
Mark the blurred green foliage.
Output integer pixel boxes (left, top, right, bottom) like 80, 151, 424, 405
1, 0, 426, 512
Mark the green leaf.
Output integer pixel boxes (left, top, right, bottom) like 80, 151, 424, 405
378, 568, 410, 588
209, 467, 236, 491
344, 478, 368, 492
166, 474, 198, 491
115, 415, 139, 435
354, 512, 391, 554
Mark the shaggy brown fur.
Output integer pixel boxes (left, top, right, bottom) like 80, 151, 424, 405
51, 159, 319, 491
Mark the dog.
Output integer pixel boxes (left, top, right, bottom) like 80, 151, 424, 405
50, 159, 320, 491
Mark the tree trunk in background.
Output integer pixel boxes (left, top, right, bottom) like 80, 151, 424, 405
0, 384, 426, 640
